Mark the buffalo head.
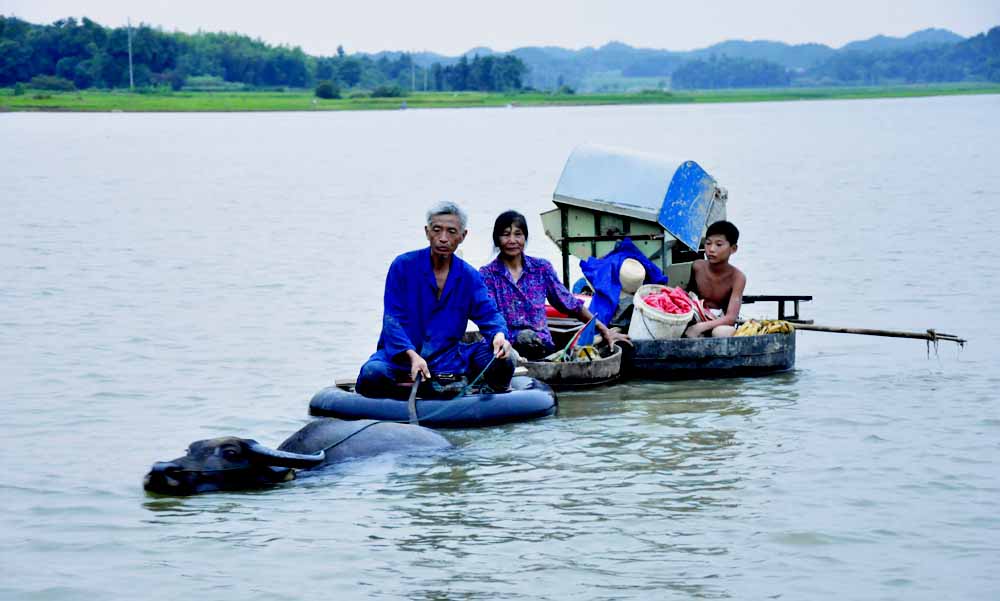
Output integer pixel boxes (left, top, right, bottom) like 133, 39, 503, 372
143, 436, 325, 496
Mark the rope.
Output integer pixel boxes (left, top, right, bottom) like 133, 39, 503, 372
170, 421, 390, 474
457, 353, 497, 398
319, 420, 385, 453
388, 352, 509, 425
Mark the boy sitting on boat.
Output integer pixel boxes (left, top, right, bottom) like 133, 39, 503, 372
684, 220, 746, 338
356, 202, 514, 399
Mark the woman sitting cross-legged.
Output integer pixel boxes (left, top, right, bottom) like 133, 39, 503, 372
478, 210, 629, 360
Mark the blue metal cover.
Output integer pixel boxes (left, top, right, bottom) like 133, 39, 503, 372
657, 160, 717, 251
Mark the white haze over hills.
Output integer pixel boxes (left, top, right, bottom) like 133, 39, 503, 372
395, 27, 967, 68
373, 27, 972, 90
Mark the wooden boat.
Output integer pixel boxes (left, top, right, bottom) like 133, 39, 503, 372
549, 314, 796, 380
460, 330, 623, 390
627, 331, 795, 379
540, 144, 810, 381
518, 344, 623, 390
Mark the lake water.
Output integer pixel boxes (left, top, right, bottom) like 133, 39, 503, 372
2, 96, 998, 600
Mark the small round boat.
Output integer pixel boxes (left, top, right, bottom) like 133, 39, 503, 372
626, 331, 796, 379
309, 376, 557, 428
519, 344, 623, 390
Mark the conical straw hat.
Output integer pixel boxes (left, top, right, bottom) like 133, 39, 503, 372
619, 258, 646, 294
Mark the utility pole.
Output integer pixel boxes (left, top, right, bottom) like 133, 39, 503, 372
127, 17, 134, 91
411, 60, 416, 92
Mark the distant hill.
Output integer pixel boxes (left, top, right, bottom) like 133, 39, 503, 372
840, 28, 965, 53
691, 40, 835, 70
400, 28, 969, 90
807, 26, 999, 86
82, 23, 964, 92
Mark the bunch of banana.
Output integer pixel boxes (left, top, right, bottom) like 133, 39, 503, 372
734, 320, 762, 336
764, 320, 794, 334
734, 320, 794, 336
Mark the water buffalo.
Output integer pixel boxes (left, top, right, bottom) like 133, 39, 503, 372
143, 418, 451, 495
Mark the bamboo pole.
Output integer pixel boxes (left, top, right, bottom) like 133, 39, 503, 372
793, 323, 966, 345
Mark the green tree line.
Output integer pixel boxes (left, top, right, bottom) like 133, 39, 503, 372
0, 16, 528, 92
806, 27, 1000, 85
428, 55, 526, 91
669, 26, 998, 89
671, 55, 790, 89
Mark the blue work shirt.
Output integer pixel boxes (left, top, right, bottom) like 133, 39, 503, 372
370, 247, 507, 375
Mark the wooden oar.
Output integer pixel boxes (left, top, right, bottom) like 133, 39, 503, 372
407, 373, 422, 425
793, 323, 966, 345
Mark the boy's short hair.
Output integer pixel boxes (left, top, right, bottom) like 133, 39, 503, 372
705, 220, 739, 245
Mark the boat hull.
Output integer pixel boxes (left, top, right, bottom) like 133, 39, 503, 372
309, 376, 557, 428
520, 345, 623, 390
626, 331, 795, 379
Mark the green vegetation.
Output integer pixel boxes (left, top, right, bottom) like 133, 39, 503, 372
569, 28, 996, 90
429, 55, 526, 91
2, 83, 997, 113
665, 28, 999, 89
3, 14, 997, 98
27, 74, 77, 90
370, 85, 405, 98
0, 15, 528, 93
673, 56, 791, 89
584, 72, 668, 93
807, 30, 1000, 85
314, 80, 339, 99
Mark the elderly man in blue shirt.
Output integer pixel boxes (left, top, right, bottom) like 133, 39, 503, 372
356, 202, 514, 399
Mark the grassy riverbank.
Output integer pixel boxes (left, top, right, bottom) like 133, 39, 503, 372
3, 83, 998, 112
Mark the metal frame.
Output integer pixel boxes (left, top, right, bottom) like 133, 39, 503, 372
556, 203, 668, 288
741, 295, 814, 323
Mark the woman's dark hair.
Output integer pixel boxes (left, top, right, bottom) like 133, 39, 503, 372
492, 210, 529, 249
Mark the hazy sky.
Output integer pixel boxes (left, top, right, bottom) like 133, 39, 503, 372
2, 0, 998, 56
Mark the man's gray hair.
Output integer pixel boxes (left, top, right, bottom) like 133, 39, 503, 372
426, 201, 468, 229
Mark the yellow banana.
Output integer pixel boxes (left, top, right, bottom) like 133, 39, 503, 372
735, 319, 795, 336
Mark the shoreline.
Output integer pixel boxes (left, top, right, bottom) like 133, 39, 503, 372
3, 83, 998, 113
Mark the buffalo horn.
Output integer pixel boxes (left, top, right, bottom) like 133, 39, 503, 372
246, 441, 325, 468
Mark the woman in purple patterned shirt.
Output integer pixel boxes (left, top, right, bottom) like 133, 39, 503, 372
479, 210, 627, 360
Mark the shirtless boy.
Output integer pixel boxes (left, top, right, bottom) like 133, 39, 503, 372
685, 220, 746, 338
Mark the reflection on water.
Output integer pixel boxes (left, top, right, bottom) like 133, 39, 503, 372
368, 386, 784, 600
